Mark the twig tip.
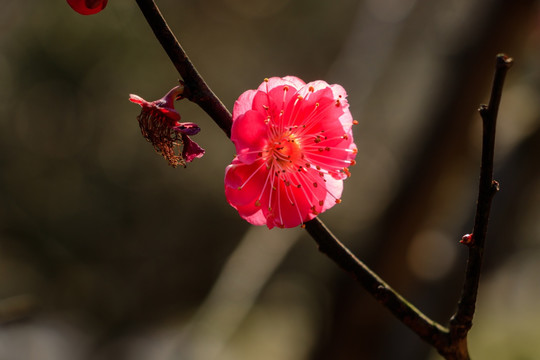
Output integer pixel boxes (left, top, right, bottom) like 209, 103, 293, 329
496, 53, 513, 68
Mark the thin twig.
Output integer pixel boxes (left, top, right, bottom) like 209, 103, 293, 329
305, 54, 512, 360
449, 54, 513, 344
134, 0, 233, 138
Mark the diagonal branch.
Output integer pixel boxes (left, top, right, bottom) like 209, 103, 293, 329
134, 0, 232, 138
304, 218, 450, 349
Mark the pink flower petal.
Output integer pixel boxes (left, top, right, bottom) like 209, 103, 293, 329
257, 76, 306, 93
233, 90, 257, 122
225, 160, 268, 207
234, 204, 268, 227
174, 122, 201, 136
181, 134, 205, 162
231, 110, 268, 164
251, 85, 298, 121
129, 94, 148, 106
318, 174, 344, 212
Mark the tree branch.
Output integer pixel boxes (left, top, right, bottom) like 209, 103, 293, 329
134, 0, 233, 138
304, 217, 450, 349
449, 54, 513, 340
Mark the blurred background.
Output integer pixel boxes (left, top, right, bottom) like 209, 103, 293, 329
1, 0, 540, 359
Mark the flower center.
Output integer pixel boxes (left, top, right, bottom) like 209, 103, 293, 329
269, 132, 302, 170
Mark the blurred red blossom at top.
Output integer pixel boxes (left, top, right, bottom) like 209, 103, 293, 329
66, 0, 108, 15
225, 76, 357, 229
129, 85, 205, 168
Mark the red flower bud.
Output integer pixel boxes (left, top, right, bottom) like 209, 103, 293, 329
66, 0, 108, 15
460, 234, 474, 246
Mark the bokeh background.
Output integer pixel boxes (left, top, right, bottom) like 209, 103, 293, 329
1, 0, 540, 359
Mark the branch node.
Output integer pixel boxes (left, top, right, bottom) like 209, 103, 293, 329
491, 180, 500, 193
478, 104, 489, 120
460, 233, 474, 246
376, 284, 389, 299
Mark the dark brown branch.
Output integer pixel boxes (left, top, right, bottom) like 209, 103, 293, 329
448, 54, 513, 354
134, 0, 233, 138
304, 217, 450, 348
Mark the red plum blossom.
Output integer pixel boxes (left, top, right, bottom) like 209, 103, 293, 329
225, 76, 358, 229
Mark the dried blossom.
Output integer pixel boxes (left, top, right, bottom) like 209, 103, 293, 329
129, 85, 204, 167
